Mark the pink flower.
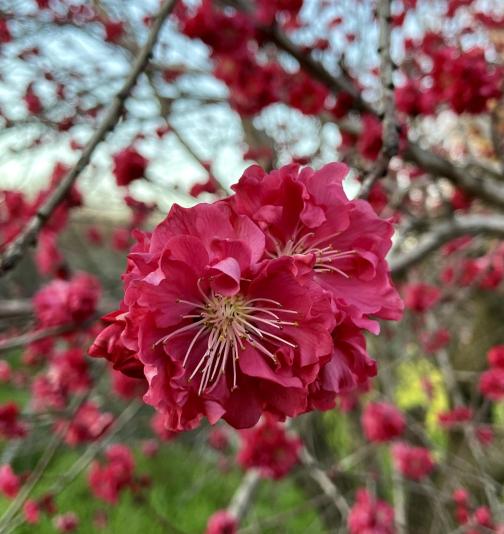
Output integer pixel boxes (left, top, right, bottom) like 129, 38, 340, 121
86, 227, 103, 246
0, 361, 11, 382
357, 115, 383, 161
92, 200, 335, 431
348, 489, 394, 534
88, 444, 134, 504
0, 18, 11, 43
112, 228, 131, 251
112, 147, 148, 187
438, 406, 473, 429
361, 402, 405, 443
392, 442, 435, 481
231, 163, 402, 333
23, 500, 40, 524
488, 345, 504, 368
110, 369, 146, 400
190, 178, 218, 198
237, 416, 301, 479
0, 402, 27, 439
91, 163, 402, 431
208, 427, 229, 451
53, 512, 79, 532
33, 273, 101, 327
479, 368, 504, 401
58, 402, 113, 446
403, 283, 441, 313
205, 509, 237, 534
104, 21, 124, 43
0, 465, 20, 499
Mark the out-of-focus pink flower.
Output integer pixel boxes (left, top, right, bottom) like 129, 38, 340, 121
23, 500, 40, 524
438, 406, 473, 429
205, 509, 237, 534
86, 227, 103, 246
488, 345, 504, 369
59, 402, 113, 446
0, 361, 11, 383
0, 402, 27, 439
480, 368, 504, 401
420, 328, 451, 354
112, 147, 148, 187
53, 512, 79, 532
208, 427, 229, 452
141, 439, 159, 458
33, 273, 100, 327
361, 402, 405, 443
348, 488, 394, 534
190, 178, 218, 198
88, 444, 134, 504
403, 283, 441, 313
237, 416, 301, 479
0, 465, 20, 498
392, 442, 435, 481
112, 228, 131, 251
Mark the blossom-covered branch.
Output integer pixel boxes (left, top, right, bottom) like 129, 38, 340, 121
0, 0, 178, 276
390, 214, 504, 276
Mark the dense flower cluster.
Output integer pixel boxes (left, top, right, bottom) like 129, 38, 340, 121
237, 416, 301, 479
90, 163, 401, 431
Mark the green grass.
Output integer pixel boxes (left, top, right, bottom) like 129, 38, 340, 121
0, 440, 325, 533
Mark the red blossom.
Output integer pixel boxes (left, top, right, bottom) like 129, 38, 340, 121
23, 500, 40, 524
0, 402, 27, 439
88, 444, 135, 504
438, 406, 473, 429
479, 368, 504, 401
361, 402, 406, 443
237, 416, 301, 479
403, 283, 441, 313
488, 345, 504, 368
104, 21, 124, 43
53, 512, 79, 533
112, 147, 148, 187
0, 18, 11, 43
0, 465, 20, 499
347, 488, 394, 534
392, 442, 435, 481
33, 273, 101, 327
189, 178, 218, 198
58, 402, 113, 446
205, 510, 237, 534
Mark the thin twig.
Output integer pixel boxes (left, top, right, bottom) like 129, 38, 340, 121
359, 0, 398, 199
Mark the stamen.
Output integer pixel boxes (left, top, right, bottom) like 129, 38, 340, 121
163, 290, 298, 395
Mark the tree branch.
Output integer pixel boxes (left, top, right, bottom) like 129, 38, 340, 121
0, 0, 178, 277
390, 214, 504, 276
359, 0, 398, 199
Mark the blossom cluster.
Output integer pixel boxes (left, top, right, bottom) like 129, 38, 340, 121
90, 162, 402, 432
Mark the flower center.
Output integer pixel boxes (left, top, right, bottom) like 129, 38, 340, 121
156, 291, 298, 395
269, 229, 354, 278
